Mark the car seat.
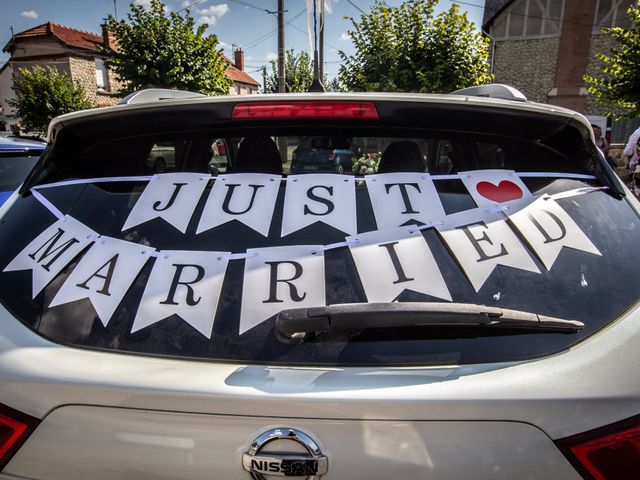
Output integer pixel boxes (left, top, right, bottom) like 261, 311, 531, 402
233, 136, 283, 174
377, 141, 424, 173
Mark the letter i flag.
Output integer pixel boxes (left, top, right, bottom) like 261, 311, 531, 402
507, 195, 601, 270
347, 227, 451, 302
197, 174, 281, 236
437, 208, 540, 292
460, 169, 531, 207
239, 245, 325, 335
3, 216, 97, 297
122, 173, 210, 233
131, 250, 230, 338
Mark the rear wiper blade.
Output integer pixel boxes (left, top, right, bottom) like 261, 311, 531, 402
275, 302, 584, 344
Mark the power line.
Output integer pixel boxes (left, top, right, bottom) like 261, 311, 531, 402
346, 0, 365, 15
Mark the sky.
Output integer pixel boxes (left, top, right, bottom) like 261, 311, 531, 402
0, 0, 486, 85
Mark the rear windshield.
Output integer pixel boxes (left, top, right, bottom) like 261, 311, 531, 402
0, 101, 638, 366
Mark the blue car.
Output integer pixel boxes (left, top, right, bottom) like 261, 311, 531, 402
290, 137, 358, 174
0, 136, 46, 205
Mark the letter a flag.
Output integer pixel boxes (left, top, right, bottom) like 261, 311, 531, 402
347, 227, 451, 302
49, 236, 155, 326
366, 173, 445, 230
239, 245, 325, 335
131, 250, 230, 338
281, 174, 357, 237
122, 173, 209, 233
507, 195, 601, 270
437, 208, 540, 292
460, 169, 531, 207
197, 174, 281, 236
4, 216, 96, 297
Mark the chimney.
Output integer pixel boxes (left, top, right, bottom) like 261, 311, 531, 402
234, 48, 244, 71
101, 23, 116, 50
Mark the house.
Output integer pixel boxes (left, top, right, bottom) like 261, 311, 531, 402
225, 49, 260, 96
483, 0, 635, 141
0, 22, 260, 132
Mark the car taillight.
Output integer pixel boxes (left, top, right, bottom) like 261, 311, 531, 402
555, 414, 640, 480
232, 101, 379, 120
0, 403, 39, 471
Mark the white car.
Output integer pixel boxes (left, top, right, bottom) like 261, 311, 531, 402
0, 88, 638, 480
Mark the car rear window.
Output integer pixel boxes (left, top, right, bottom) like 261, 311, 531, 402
0, 100, 638, 366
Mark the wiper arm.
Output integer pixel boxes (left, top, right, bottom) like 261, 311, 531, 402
275, 302, 584, 344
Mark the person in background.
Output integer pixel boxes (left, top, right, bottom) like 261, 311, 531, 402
623, 125, 640, 168
592, 124, 615, 168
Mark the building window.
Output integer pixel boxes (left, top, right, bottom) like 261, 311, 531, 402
594, 0, 633, 30
95, 59, 109, 91
491, 0, 565, 40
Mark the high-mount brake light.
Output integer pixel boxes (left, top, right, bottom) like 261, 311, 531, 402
555, 414, 640, 480
0, 403, 39, 471
232, 101, 379, 120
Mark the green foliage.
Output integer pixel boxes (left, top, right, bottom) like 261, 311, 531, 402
265, 49, 314, 93
9, 65, 92, 136
585, 2, 640, 118
325, 77, 348, 92
339, 0, 491, 93
103, 0, 230, 95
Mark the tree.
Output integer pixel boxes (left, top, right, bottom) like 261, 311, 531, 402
9, 66, 92, 136
338, 0, 491, 93
585, 2, 640, 118
264, 49, 314, 93
103, 0, 230, 95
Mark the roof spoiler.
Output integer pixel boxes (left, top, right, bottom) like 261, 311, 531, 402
118, 88, 206, 105
451, 84, 528, 102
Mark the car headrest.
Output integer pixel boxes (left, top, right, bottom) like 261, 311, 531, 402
377, 141, 424, 173
233, 136, 283, 174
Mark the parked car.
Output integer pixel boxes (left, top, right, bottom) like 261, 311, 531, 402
0, 136, 45, 205
290, 136, 358, 173
0, 88, 638, 480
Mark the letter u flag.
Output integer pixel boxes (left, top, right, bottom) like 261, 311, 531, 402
122, 173, 210, 233
197, 174, 281, 236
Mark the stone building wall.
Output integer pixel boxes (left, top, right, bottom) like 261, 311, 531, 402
584, 33, 626, 117
492, 37, 560, 103
68, 56, 122, 107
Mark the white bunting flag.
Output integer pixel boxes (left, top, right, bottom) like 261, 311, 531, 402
239, 245, 325, 335
281, 174, 357, 237
460, 169, 531, 207
131, 250, 230, 338
437, 208, 540, 292
49, 236, 154, 326
197, 174, 281, 236
122, 173, 209, 233
347, 227, 451, 302
4, 216, 97, 297
366, 173, 445, 230
507, 195, 601, 270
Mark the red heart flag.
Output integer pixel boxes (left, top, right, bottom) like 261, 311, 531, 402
476, 180, 523, 203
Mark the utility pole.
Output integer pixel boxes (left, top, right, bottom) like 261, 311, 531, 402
277, 0, 285, 93
262, 66, 267, 93
319, 0, 324, 81
113, 0, 118, 20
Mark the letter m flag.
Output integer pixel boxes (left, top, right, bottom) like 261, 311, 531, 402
4, 216, 96, 297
